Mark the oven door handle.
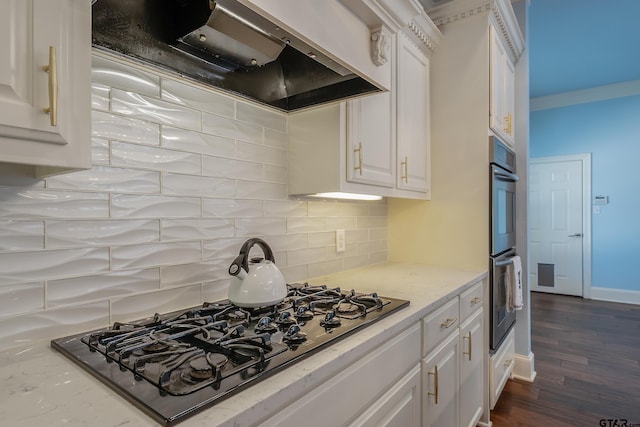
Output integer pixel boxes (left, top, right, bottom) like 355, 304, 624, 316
494, 169, 519, 182
495, 257, 515, 267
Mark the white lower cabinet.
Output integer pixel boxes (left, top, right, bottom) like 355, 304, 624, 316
422, 330, 460, 427
259, 324, 421, 427
490, 326, 515, 409
460, 309, 484, 427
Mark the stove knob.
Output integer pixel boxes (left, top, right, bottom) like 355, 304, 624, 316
320, 311, 341, 328
283, 324, 307, 343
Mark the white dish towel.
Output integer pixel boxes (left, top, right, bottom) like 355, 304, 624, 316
505, 255, 523, 312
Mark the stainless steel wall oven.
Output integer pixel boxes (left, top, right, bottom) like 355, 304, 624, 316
489, 136, 518, 351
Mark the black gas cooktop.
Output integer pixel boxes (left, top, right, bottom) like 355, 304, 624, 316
51, 283, 409, 425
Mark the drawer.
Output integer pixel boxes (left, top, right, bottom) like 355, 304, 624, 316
489, 327, 515, 409
459, 281, 483, 322
422, 297, 459, 357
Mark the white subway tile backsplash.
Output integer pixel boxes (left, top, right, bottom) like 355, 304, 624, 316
111, 194, 201, 218
111, 142, 201, 174
0, 220, 44, 251
202, 156, 263, 181
162, 78, 235, 118
46, 166, 160, 193
0, 247, 110, 286
161, 127, 235, 158
161, 218, 234, 241
202, 199, 262, 218
162, 174, 235, 198
111, 89, 202, 130
0, 282, 44, 317
92, 55, 160, 97
236, 102, 287, 132
111, 241, 202, 270
0, 53, 387, 351
47, 219, 159, 248
0, 188, 109, 219
92, 110, 160, 145
47, 269, 160, 307
203, 112, 263, 143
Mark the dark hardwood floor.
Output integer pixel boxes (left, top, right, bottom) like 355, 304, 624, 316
490, 291, 640, 427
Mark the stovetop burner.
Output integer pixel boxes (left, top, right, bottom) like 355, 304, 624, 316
51, 283, 409, 425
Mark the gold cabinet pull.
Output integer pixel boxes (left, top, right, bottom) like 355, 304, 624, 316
428, 365, 439, 404
440, 318, 456, 329
504, 358, 513, 368
42, 46, 58, 126
463, 331, 472, 361
471, 296, 481, 305
400, 156, 408, 183
503, 112, 513, 135
354, 142, 363, 175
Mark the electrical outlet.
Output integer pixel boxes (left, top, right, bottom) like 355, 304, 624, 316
336, 229, 346, 252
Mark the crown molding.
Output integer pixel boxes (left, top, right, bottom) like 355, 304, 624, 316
428, 0, 525, 60
530, 80, 640, 111
406, 12, 444, 54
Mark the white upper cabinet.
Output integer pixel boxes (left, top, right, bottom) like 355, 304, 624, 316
0, 0, 91, 177
489, 24, 516, 146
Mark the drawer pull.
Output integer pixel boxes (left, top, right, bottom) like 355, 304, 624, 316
463, 331, 472, 361
440, 318, 456, 329
503, 358, 513, 368
427, 365, 439, 404
471, 296, 481, 305
42, 46, 58, 126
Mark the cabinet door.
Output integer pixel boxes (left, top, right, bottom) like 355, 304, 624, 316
460, 310, 484, 427
0, 0, 91, 174
396, 30, 430, 194
489, 25, 515, 146
422, 330, 459, 427
349, 365, 421, 427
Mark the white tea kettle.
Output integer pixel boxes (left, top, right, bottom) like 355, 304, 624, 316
227, 238, 287, 307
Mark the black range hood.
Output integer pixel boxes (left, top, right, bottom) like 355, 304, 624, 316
92, 0, 380, 112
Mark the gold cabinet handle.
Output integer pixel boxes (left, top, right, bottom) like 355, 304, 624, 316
440, 318, 456, 329
503, 112, 513, 135
400, 156, 408, 183
354, 142, 363, 175
471, 296, 481, 305
504, 358, 513, 368
463, 331, 472, 361
42, 46, 58, 126
427, 364, 439, 404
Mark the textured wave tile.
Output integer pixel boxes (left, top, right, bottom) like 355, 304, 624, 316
111, 241, 202, 270
235, 218, 286, 237
236, 181, 287, 200
326, 217, 358, 230
111, 141, 201, 174
357, 216, 387, 229
0, 247, 110, 286
91, 138, 110, 165
111, 89, 201, 130
287, 247, 329, 268
161, 260, 230, 287
287, 217, 326, 233
309, 259, 344, 278
162, 173, 235, 198
161, 126, 235, 158
308, 231, 337, 248
46, 166, 160, 193
203, 277, 231, 302
47, 269, 160, 307
0, 220, 44, 251
202, 156, 263, 181
236, 141, 286, 167
202, 237, 247, 260
263, 200, 307, 217
110, 285, 202, 324
264, 164, 287, 184
202, 198, 262, 218
202, 112, 263, 143
110, 194, 201, 218
265, 128, 288, 150
0, 301, 109, 351
92, 110, 160, 145
47, 219, 159, 248
0, 188, 108, 219
161, 78, 235, 118
236, 102, 287, 133
261, 233, 308, 252
161, 218, 234, 241
0, 282, 44, 317
92, 54, 160, 97
91, 83, 110, 111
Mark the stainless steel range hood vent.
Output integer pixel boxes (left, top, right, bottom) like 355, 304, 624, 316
92, 0, 380, 112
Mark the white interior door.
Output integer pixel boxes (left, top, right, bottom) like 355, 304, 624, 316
528, 156, 589, 296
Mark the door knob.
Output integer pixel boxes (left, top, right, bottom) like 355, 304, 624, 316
568, 233, 583, 237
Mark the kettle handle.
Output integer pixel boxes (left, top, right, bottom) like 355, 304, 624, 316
228, 238, 276, 276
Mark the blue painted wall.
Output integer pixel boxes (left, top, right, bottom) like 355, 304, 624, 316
530, 95, 640, 291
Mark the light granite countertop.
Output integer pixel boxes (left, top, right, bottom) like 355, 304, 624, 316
0, 263, 486, 427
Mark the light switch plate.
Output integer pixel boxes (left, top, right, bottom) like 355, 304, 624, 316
336, 229, 346, 252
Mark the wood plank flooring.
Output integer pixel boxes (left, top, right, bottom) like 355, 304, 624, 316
490, 291, 640, 427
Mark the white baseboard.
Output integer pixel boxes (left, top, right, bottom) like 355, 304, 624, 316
590, 287, 640, 305
477, 421, 493, 427
511, 351, 536, 383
